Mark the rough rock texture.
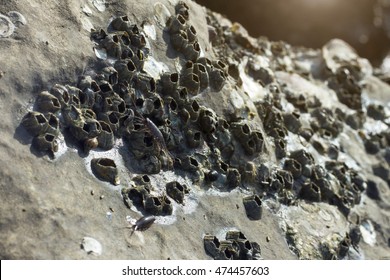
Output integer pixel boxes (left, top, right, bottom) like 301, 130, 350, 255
1, 0, 389, 259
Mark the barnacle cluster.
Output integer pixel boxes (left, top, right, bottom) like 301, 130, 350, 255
19, 1, 390, 259
204, 230, 262, 260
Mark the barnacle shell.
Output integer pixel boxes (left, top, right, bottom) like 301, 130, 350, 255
114, 60, 136, 83
50, 84, 70, 107
144, 196, 163, 215
274, 138, 286, 159
284, 158, 302, 179
300, 180, 321, 202
31, 133, 58, 157
101, 66, 118, 85
225, 230, 247, 241
166, 181, 189, 204
193, 63, 209, 91
209, 68, 226, 91
227, 168, 241, 189
36, 91, 61, 113
186, 25, 197, 43
168, 14, 187, 34
97, 121, 114, 150
175, 1, 190, 20
21, 111, 49, 137
160, 72, 179, 95
182, 41, 200, 62
91, 158, 120, 185
110, 15, 130, 31
180, 73, 199, 95
69, 118, 102, 142
243, 194, 262, 220
203, 235, 220, 259
185, 128, 202, 148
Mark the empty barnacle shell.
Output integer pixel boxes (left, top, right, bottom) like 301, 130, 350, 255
168, 14, 187, 34
180, 73, 200, 95
134, 73, 156, 93
213, 60, 228, 73
225, 230, 247, 241
209, 68, 226, 91
300, 179, 321, 202
181, 155, 200, 172
161, 195, 173, 215
367, 104, 386, 121
160, 72, 179, 95
131, 49, 146, 70
110, 15, 130, 31
114, 60, 136, 83
193, 63, 209, 91
102, 34, 122, 58
199, 108, 218, 134
237, 239, 253, 260
35, 91, 61, 113
216, 240, 239, 260
338, 234, 351, 259
185, 99, 201, 121
70, 118, 102, 142
91, 158, 120, 185
144, 196, 163, 215
31, 133, 58, 157
120, 45, 134, 59
274, 138, 287, 159
91, 28, 107, 41
21, 111, 50, 137
139, 155, 162, 174
185, 128, 202, 148
166, 181, 189, 204
186, 25, 197, 43
227, 168, 241, 189
101, 66, 118, 85
283, 112, 301, 134
50, 84, 70, 107
170, 30, 189, 52
171, 87, 188, 106
182, 41, 200, 61
98, 111, 121, 135
97, 121, 115, 150
243, 194, 262, 220
197, 57, 212, 73
129, 33, 147, 48
284, 158, 302, 179
278, 170, 293, 189
203, 234, 220, 258
175, 1, 190, 20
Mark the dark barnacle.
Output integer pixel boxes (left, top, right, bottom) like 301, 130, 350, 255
166, 181, 189, 204
243, 194, 263, 220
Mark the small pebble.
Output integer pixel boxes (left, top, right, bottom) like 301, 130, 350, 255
91, 190, 94, 195
109, 207, 114, 212
266, 236, 270, 242
99, 195, 104, 200
81, 237, 102, 256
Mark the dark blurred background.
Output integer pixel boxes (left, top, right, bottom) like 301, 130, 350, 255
196, 0, 390, 67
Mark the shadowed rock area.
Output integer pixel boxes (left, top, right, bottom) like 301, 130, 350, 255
1, 0, 390, 259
